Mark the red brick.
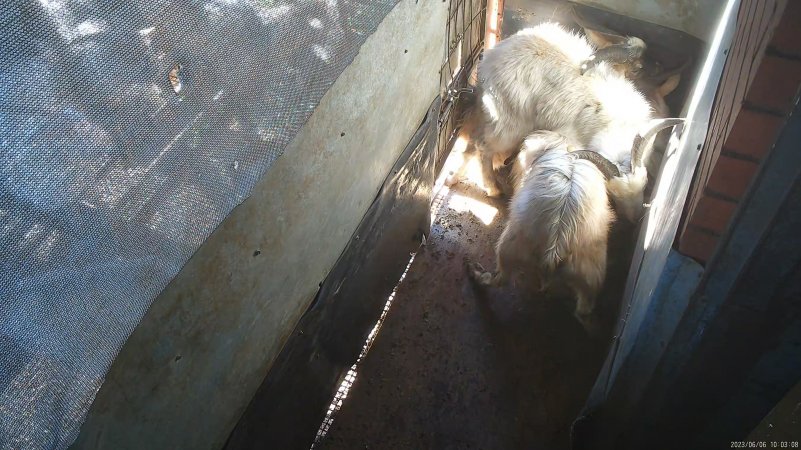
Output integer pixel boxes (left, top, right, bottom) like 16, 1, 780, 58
690, 195, 739, 234
706, 155, 760, 200
679, 227, 720, 264
770, 1, 801, 58
745, 56, 801, 114
724, 109, 785, 159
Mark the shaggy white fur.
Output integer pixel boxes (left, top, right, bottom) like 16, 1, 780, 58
468, 131, 613, 331
472, 22, 672, 222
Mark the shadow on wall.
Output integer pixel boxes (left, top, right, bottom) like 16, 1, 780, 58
0, 0, 399, 448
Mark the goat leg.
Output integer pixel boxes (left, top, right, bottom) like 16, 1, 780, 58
480, 151, 503, 197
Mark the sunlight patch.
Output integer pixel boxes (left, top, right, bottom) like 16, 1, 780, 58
447, 193, 498, 225
312, 45, 331, 62
312, 252, 417, 448
431, 135, 469, 223
75, 20, 104, 37
481, 93, 498, 121
462, 154, 486, 187
451, 41, 463, 80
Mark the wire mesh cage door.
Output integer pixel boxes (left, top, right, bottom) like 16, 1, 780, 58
437, 0, 490, 167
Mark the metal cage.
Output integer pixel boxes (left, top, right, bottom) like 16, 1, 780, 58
437, 0, 491, 167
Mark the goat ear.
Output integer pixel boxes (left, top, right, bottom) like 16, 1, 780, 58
584, 28, 627, 49
572, 6, 627, 48
657, 73, 681, 97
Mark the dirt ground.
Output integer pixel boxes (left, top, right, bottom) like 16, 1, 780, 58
314, 3, 642, 447
315, 142, 635, 449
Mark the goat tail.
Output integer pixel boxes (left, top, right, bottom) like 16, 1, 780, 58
542, 210, 565, 271
537, 251, 565, 304
542, 243, 565, 276
536, 155, 585, 277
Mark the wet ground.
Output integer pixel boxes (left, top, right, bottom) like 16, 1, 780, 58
315, 142, 635, 449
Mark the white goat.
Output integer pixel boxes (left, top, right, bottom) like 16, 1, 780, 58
467, 131, 617, 330
472, 22, 682, 222
574, 13, 688, 175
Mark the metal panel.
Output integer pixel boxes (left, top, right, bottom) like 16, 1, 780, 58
572, 0, 726, 40
573, 1, 740, 447
633, 97, 801, 447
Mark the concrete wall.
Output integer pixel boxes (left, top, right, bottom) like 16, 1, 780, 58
574, 0, 726, 41
73, 1, 448, 448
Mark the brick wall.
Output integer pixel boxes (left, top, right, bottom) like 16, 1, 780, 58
678, 0, 801, 264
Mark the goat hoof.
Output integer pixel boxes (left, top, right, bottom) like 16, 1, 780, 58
465, 260, 483, 274
465, 260, 486, 282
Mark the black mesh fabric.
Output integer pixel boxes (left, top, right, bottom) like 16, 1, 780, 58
0, 0, 398, 447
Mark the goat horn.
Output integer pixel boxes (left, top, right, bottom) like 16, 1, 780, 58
630, 118, 685, 168
572, 150, 621, 180
580, 37, 647, 75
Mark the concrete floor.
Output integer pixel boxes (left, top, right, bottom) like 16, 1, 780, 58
315, 141, 635, 449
